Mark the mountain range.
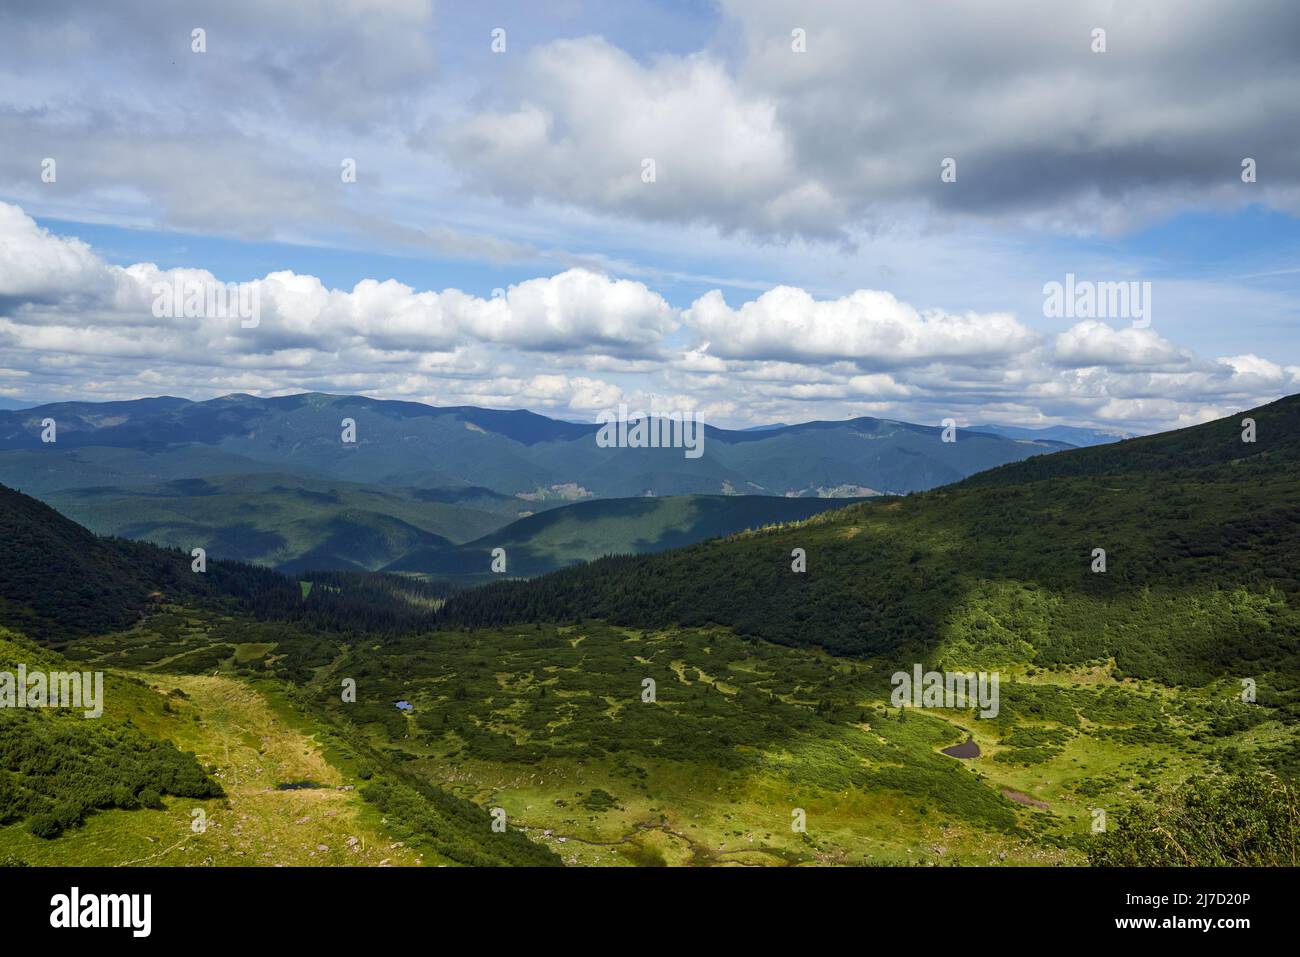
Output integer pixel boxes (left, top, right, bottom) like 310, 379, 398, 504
0, 392, 1087, 575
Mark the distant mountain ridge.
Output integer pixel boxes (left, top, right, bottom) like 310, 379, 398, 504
0, 392, 1076, 574
969, 423, 1130, 447
0, 392, 1069, 498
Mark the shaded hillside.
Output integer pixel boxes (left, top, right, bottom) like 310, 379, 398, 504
0, 481, 179, 638
384, 494, 863, 577
38, 474, 540, 571
0, 482, 452, 641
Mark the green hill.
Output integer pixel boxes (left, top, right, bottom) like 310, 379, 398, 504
39, 474, 519, 569
0, 485, 558, 866
34, 479, 867, 577
0, 481, 459, 643
385, 494, 864, 578
438, 394, 1300, 694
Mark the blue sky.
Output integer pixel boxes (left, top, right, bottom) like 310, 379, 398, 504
2, 0, 1298, 432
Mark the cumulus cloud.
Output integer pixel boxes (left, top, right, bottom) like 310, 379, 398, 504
446, 37, 837, 238
0, 201, 1295, 433
1053, 321, 1190, 368
461, 269, 678, 356
438, 0, 1300, 239
0, 0, 1296, 301
0, 203, 117, 305
684, 286, 1038, 366
0, 204, 674, 361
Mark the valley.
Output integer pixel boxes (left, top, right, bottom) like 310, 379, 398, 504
8, 608, 1273, 868
0, 394, 1297, 867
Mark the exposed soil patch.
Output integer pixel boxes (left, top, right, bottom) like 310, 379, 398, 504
1002, 788, 1050, 809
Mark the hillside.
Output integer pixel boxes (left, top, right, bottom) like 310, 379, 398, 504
41, 474, 515, 570
385, 494, 863, 578
437, 394, 1300, 694
0, 486, 556, 866
0, 481, 460, 643
36, 480, 865, 576
962, 395, 1300, 486
0, 480, 192, 639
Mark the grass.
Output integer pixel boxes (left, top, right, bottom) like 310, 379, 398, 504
288, 618, 1267, 865
8, 602, 1291, 866
0, 664, 425, 866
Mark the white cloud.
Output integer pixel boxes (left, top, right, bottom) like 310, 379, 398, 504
0, 201, 1294, 434
434, 1, 1300, 239
0, 203, 116, 303
1053, 321, 1189, 368
446, 37, 834, 237
684, 286, 1038, 366
0, 204, 674, 361
462, 269, 677, 356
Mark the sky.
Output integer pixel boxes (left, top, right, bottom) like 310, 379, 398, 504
1, 0, 1299, 433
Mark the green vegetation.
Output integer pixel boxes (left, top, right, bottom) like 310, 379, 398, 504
386, 494, 862, 577
0, 712, 221, 838
1, 393, 1298, 866
267, 620, 1272, 864
1088, 773, 1299, 866
359, 778, 559, 867
0, 624, 560, 866
0, 631, 221, 839
438, 394, 1300, 702
43, 473, 516, 571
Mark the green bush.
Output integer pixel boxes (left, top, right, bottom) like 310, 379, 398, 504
1089, 773, 1299, 866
